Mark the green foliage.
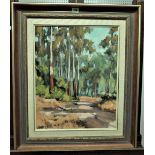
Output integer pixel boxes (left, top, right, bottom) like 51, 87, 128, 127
36, 74, 44, 86
57, 77, 68, 89
36, 74, 51, 99
112, 72, 117, 80
63, 93, 72, 102
44, 87, 51, 99
51, 87, 64, 100
50, 77, 71, 102
51, 87, 72, 102
39, 64, 49, 74
103, 68, 111, 79
98, 26, 119, 95
36, 73, 71, 101
36, 84, 46, 96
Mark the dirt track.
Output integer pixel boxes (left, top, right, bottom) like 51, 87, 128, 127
36, 96, 116, 129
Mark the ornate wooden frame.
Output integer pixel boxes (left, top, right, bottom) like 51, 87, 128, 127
12, 2, 142, 151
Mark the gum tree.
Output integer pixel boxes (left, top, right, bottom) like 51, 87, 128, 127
99, 26, 118, 95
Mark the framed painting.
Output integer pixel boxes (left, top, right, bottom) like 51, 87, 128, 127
12, 3, 142, 151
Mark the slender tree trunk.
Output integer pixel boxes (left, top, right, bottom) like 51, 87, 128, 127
77, 57, 80, 96
72, 50, 77, 98
39, 35, 42, 46
73, 79, 77, 98
87, 88, 90, 96
109, 72, 111, 94
113, 79, 117, 93
77, 81, 79, 96
94, 83, 97, 97
72, 51, 75, 78
67, 49, 71, 96
67, 81, 71, 96
50, 27, 54, 92
60, 52, 63, 77
58, 54, 61, 77
65, 61, 68, 80
58, 65, 61, 77
105, 79, 109, 94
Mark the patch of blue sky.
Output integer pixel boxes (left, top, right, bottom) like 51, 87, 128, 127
84, 26, 111, 55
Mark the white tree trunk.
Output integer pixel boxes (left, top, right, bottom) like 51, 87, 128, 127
67, 47, 71, 96
109, 72, 111, 94
68, 51, 70, 81
60, 55, 63, 77
60, 52, 63, 77
77, 57, 80, 81
77, 56, 80, 96
72, 50, 75, 79
50, 27, 54, 91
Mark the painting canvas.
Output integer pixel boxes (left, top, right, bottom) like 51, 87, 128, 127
35, 25, 118, 130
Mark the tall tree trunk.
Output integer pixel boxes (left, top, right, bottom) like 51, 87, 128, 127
73, 79, 77, 98
72, 50, 77, 98
50, 27, 54, 92
39, 35, 42, 47
58, 65, 61, 77
67, 49, 71, 96
60, 52, 63, 77
113, 79, 117, 93
109, 72, 111, 94
77, 56, 80, 96
67, 81, 71, 96
105, 79, 109, 94
58, 54, 61, 78
72, 50, 75, 79
65, 60, 68, 80
87, 88, 90, 96
94, 83, 97, 97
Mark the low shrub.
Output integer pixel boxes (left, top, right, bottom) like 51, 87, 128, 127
36, 74, 71, 101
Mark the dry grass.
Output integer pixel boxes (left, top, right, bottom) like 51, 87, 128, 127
36, 111, 51, 128
36, 96, 66, 111
98, 100, 116, 112
79, 96, 102, 103
36, 96, 83, 129
47, 114, 80, 129
36, 112, 82, 129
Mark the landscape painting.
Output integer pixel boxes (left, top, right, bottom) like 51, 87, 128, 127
35, 25, 118, 129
